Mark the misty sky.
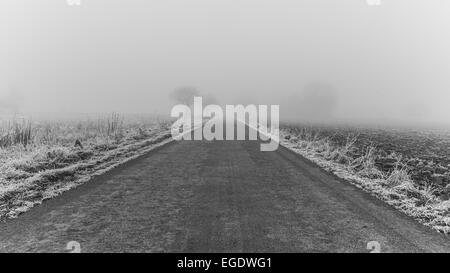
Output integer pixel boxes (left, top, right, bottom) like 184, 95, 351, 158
1, 0, 450, 125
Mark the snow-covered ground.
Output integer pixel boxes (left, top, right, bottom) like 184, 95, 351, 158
280, 128, 450, 234
0, 115, 172, 219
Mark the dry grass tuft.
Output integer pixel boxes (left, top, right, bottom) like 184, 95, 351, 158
0, 114, 171, 219
281, 124, 450, 234
0, 119, 33, 148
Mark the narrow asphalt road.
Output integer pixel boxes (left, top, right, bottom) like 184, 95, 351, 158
1, 128, 450, 252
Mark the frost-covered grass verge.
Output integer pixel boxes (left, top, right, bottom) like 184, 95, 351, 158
281, 126, 450, 234
0, 114, 172, 220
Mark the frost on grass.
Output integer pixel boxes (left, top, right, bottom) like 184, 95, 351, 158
0, 114, 172, 220
281, 125, 450, 234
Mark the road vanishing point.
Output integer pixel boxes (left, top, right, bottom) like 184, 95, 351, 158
1, 126, 450, 253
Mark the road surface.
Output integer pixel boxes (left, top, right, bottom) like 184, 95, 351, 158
1, 128, 450, 252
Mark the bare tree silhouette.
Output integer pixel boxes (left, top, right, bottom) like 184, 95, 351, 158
170, 87, 200, 106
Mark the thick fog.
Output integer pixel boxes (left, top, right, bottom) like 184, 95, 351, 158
1, 0, 450, 125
